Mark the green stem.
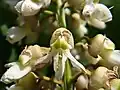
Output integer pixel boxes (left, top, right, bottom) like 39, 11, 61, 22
64, 60, 73, 90
56, 0, 66, 27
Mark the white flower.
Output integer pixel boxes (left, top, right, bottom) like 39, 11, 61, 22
7, 72, 38, 90
82, 3, 112, 29
6, 26, 26, 44
1, 45, 50, 84
1, 62, 31, 84
15, 0, 51, 16
49, 28, 86, 80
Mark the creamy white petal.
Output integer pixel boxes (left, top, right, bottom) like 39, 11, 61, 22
93, 3, 112, 22
108, 50, 120, 65
88, 18, 106, 29
6, 27, 26, 44
14, 0, 24, 13
21, 0, 42, 16
104, 37, 115, 50
1, 62, 31, 84
34, 49, 57, 66
64, 50, 86, 73
82, 3, 95, 17
54, 53, 67, 80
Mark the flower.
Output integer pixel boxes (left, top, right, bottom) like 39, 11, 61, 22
7, 72, 38, 90
1, 45, 50, 84
6, 26, 39, 44
49, 28, 86, 80
89, 66, 118, 90
6, 26, 26, 44
15, 0, 51, 16
82, 2, 112, 29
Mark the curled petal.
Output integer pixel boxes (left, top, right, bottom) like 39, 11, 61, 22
88, 18, 106, 29
64, 50, 86, 73
1, 62, 31, 84
6, 27, 26, 44
104, 37, 115, 50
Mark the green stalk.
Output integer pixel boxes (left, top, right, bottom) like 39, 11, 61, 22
56, 0, 66, 28
64, 60, 73, 90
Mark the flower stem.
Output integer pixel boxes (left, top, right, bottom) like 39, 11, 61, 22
56, 0, 66, 28
64, 60, 73, 90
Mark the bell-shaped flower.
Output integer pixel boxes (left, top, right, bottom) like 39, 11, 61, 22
15, 0, 51, 16
82, 2, 112, 29
1, 45, 50, 84
47, 28, 86, 80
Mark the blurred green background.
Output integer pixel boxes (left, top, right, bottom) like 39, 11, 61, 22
0, 0, 120, 89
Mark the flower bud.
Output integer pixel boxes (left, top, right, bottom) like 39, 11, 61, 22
88, 34, 105, 57
76, 74, 88, 90
72, 13, 88, 38
89, 67, 117, 90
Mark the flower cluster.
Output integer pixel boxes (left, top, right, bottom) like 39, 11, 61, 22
1, 0, 120, 90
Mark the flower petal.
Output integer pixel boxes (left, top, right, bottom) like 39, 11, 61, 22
20, 0, 42, 16
14, 0, 24, 13
104, 37, 115, 50
64, 50, 86, 73
54, 53, 67, 80
1, 62, 31, 84
93, 3, 112, 22
88, 18, 106, 29
6, 27, 26, 44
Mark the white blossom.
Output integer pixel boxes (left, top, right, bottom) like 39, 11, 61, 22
49, 28, 86, 80
82, 3, 112, 29
15, 0, 51, 16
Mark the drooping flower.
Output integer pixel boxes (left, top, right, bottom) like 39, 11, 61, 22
0, 45, 50, 84
15, 0, 51, 16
